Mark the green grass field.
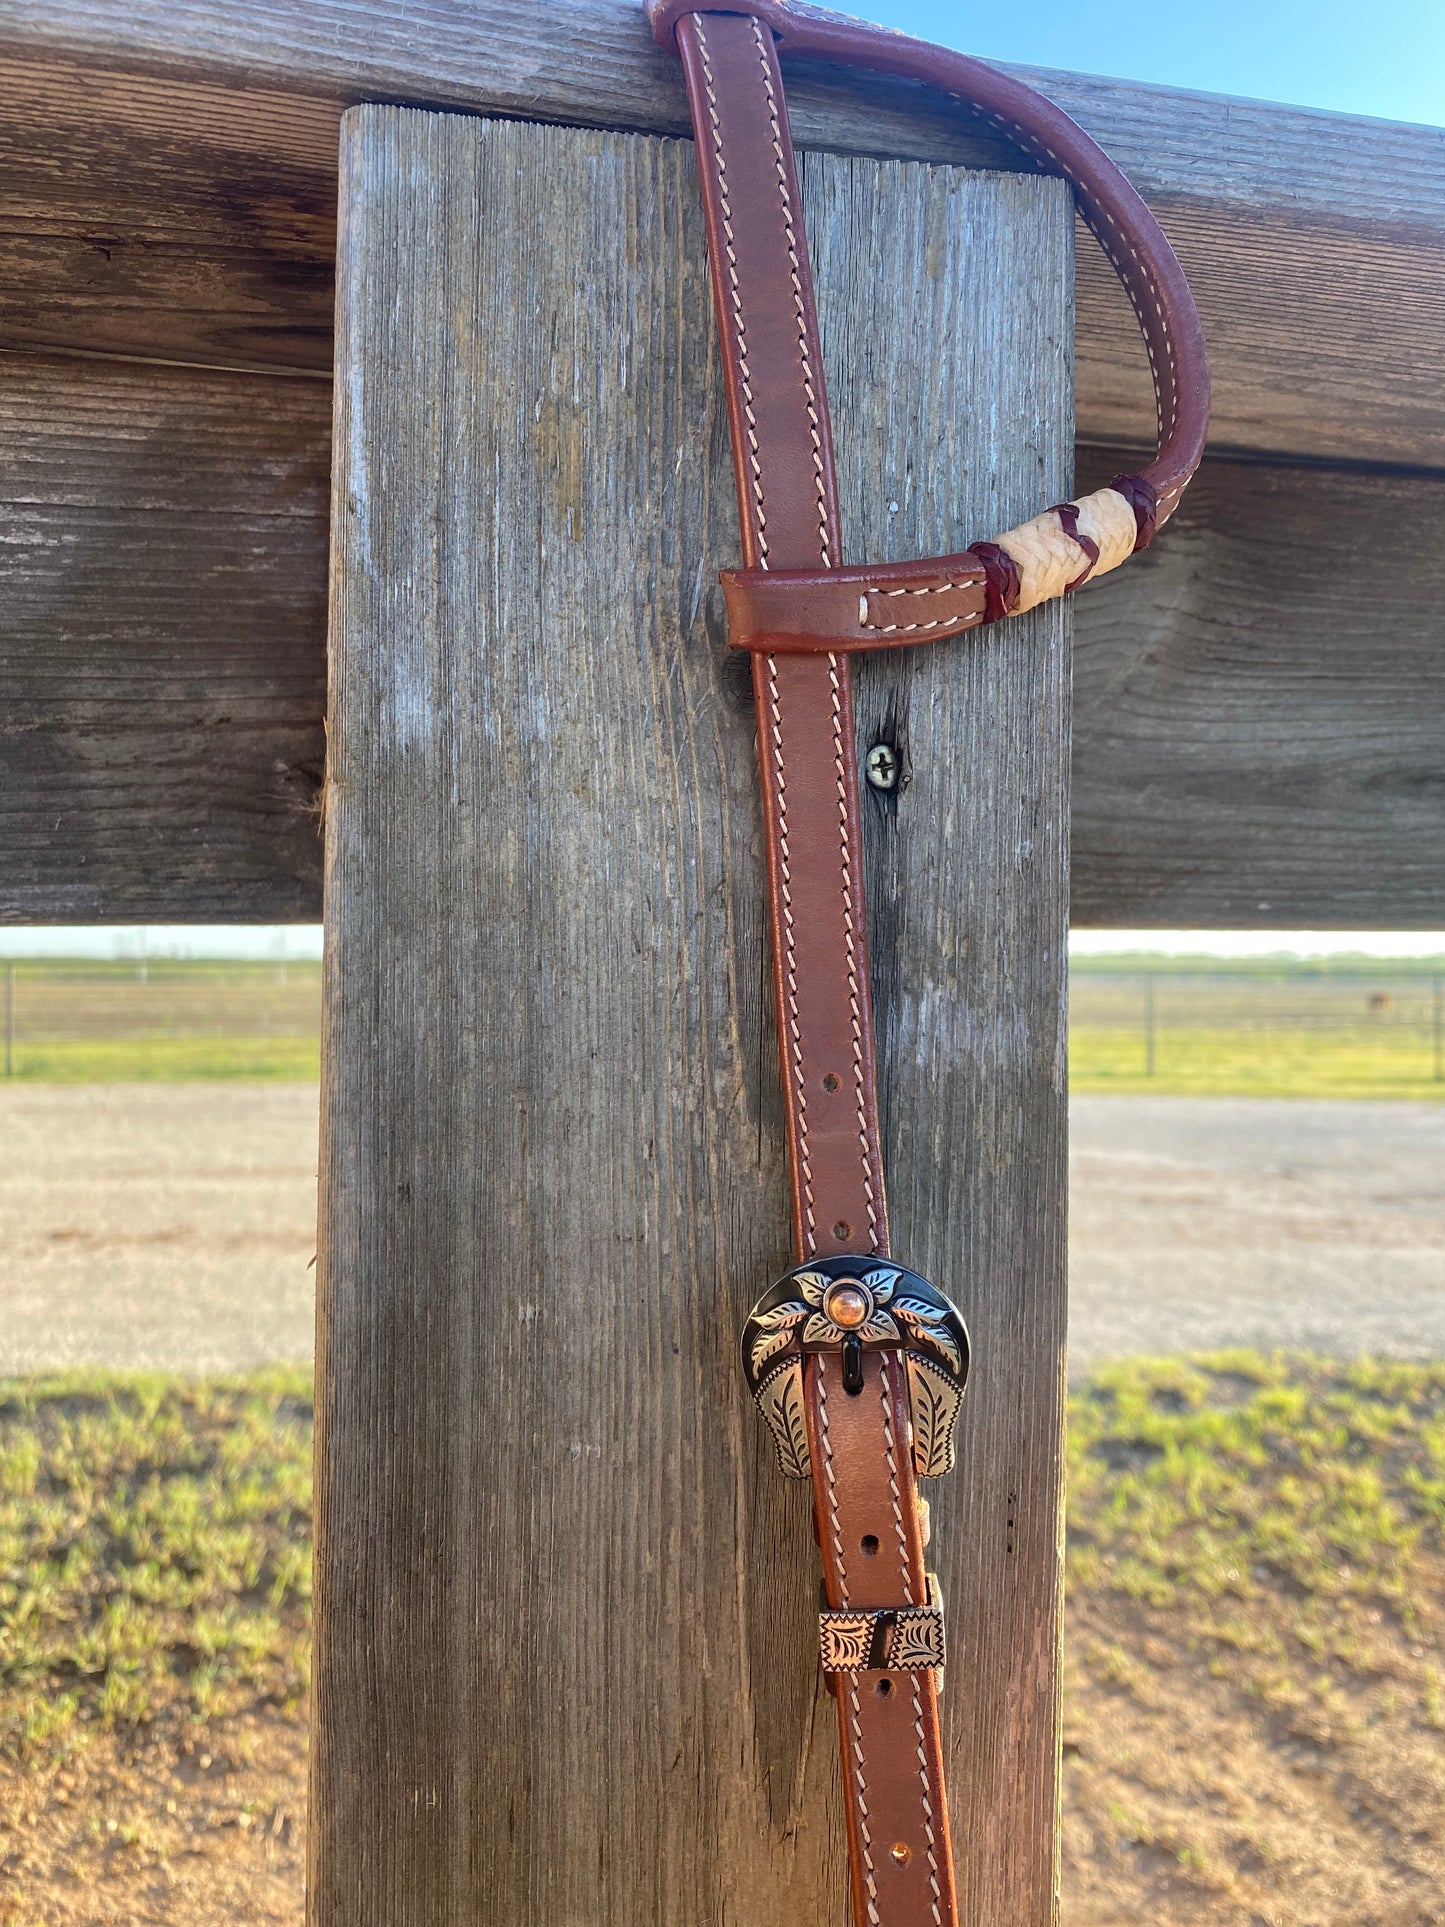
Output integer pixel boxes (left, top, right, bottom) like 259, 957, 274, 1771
2, 1356, 1440, 1761
0, 1369, 312, 1756
1072, 958, 1445, 1099
1068, 1352, 1445, 1618
1071, 1024, 1445, 1099
0, 961, 321, 1082
1, 954, 1442, 1096
5, 1036, 321, 1081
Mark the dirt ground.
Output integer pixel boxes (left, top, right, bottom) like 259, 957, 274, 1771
1062, 1590, 1445, 1926
4, 1594, 1440, 1927
1070, 1097, 1445, 1369
3, 1084, 1442, 1373
0, 1085, 317, 1372
0, 1713, 305, 1926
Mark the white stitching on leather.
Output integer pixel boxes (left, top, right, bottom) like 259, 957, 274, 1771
911, 1677, 944, 1926
864, 614, 982, 634
870, 580, 982, 597
860, 575, 986, 634
768, 654, 816, 1251
820, 1374, 880, 1915
819, 1352, 882, 1927
848, 1678, 882, 1923
1094, 217, 1175, 444
695, 22, 770, 563
976, 103, 1181, 450
889, 1369, 938, 1921
977, 97, 1200, 538
752, 16, 832, 569
829, 655, 879, 1248
889, 1370, 943, 1920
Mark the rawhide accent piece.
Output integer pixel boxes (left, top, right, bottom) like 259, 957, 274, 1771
720, 482, 1152, 652
650, 3, 1207, 1924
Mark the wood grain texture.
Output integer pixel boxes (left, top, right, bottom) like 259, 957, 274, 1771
0, 351, 328, 922
1076, 207, 1445, 466
820, 156, 1073, 1927
316, 109, 1070, 1927
2, 348, 1440, 929
1071, 456, 1445, 927
4, 0, 1442, 229
0, 56, 338, 372
4, 14, 1442, 461
3, 104, 1440, 475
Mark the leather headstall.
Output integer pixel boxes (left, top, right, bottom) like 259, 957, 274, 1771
646, 3, 1209, 1921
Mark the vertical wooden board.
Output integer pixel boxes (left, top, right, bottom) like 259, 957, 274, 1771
318, 106, 1070, 1927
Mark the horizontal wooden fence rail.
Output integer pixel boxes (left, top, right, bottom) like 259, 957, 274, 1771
1, 2, 1442, 929
4, 0, 1441, 228
0, 351, 329, 922
1069, 456, 1445, 927
2, 336, 1442, 926
2, 19, 1444, 464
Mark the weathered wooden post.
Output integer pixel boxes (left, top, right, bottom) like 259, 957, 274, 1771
315, 101, 1070, 1924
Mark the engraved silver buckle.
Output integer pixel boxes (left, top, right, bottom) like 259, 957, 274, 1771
741, 1257, 971, 1481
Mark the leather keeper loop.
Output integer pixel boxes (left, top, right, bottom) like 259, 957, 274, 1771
720, 559, 989, 654
970, 542, 1022, 623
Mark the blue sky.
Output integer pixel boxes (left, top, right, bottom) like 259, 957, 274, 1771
855, 0, 1445, 127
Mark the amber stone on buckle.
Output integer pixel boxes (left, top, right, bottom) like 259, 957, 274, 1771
824, 1282, 869, 1329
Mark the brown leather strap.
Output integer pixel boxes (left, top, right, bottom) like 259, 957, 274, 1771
651, 0, 1208, 519
675, 6, 883, 1259
671, 11, 958, 1924
656, 4, 1209, 1922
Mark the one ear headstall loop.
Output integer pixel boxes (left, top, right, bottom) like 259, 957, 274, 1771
650, 0, 1209, 655
647, 4, 1208, 1925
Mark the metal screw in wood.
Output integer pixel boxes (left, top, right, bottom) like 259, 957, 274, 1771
865, 742, 900, 791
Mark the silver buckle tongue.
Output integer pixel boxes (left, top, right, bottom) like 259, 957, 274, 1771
741, 1257, 971, 1481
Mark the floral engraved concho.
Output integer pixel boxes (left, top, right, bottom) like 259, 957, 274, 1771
741, 1257, 971, 1482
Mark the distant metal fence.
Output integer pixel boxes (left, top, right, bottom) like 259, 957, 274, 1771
1070, 969, 1445, 1085
2, 959, 1442, 1085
